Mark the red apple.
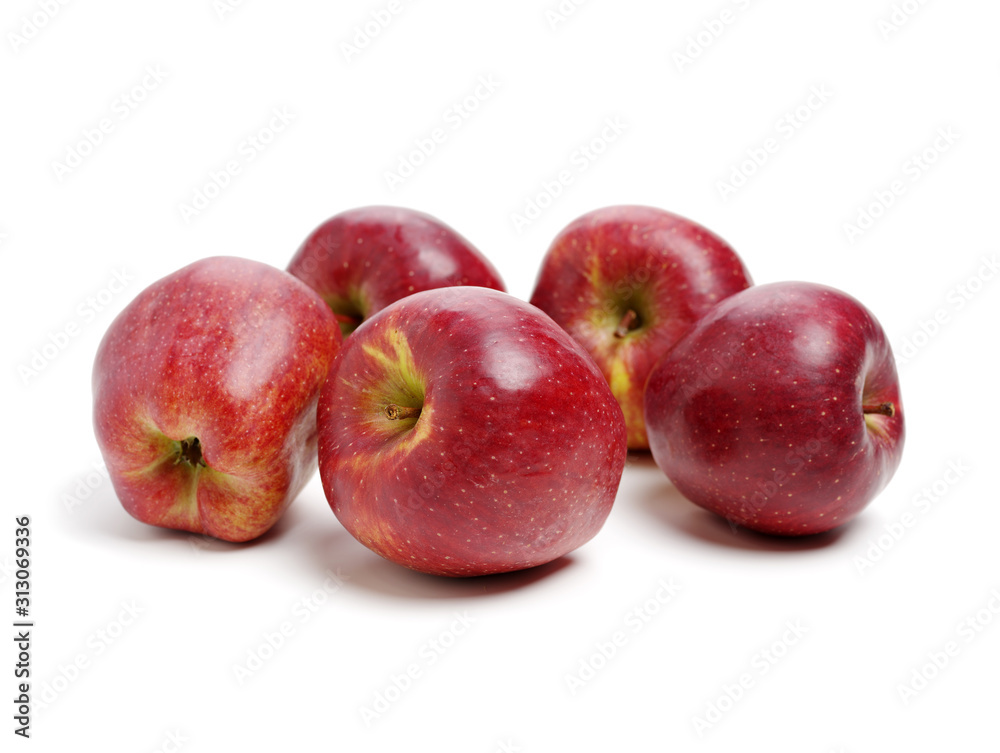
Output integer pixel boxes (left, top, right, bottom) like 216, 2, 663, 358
287, 205, 505, 337
529, 205, 752, 450
644, 281, 905, 535
92, 256, 341, 542
317, 286, 627, 577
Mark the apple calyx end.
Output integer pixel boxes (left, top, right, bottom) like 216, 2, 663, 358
613, 309, 640, 338
173, 437, 207, 468
862, 402, 895, 417
385, 404, 421, 421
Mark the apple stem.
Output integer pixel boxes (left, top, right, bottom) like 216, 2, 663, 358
614, 309, 639, 338
333, 312, 364, 337
385, 404, 421, 421
863, 402, 895, 417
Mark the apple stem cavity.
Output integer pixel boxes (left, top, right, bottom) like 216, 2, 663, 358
863, 402, 895, 417
385, 404, 421, 421
174, 437, 206, 468
325, 294, 368, 338
614, 309, 640, 338
333, 311, 364, 337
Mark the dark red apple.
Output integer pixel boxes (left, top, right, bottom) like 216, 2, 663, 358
287, 205, 505, 337
529, 205, 752, 450
644, 281, 905, 535
317, 286, 627, 577
93, 256, 341, 542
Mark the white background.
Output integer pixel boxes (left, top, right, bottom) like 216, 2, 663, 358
3, 0, 999, 750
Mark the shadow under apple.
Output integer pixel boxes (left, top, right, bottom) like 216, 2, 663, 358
299, 522, 577, 600
62, 471, 308, 553
634, 466, 851, 552
624, 450, 657, 468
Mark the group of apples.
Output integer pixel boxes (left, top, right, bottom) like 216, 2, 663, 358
93, 205, 905, 577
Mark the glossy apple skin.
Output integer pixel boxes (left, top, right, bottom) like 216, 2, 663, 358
644, 281, 905, 535
529, 205, 752, 450
93, 256, 341, 542
287, 206, 505, 337
318, 286, 627, 577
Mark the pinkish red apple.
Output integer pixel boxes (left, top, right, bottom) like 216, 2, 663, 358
287, 205, 505, 337
93, 256, 341, 542
530, 205, 752, 449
